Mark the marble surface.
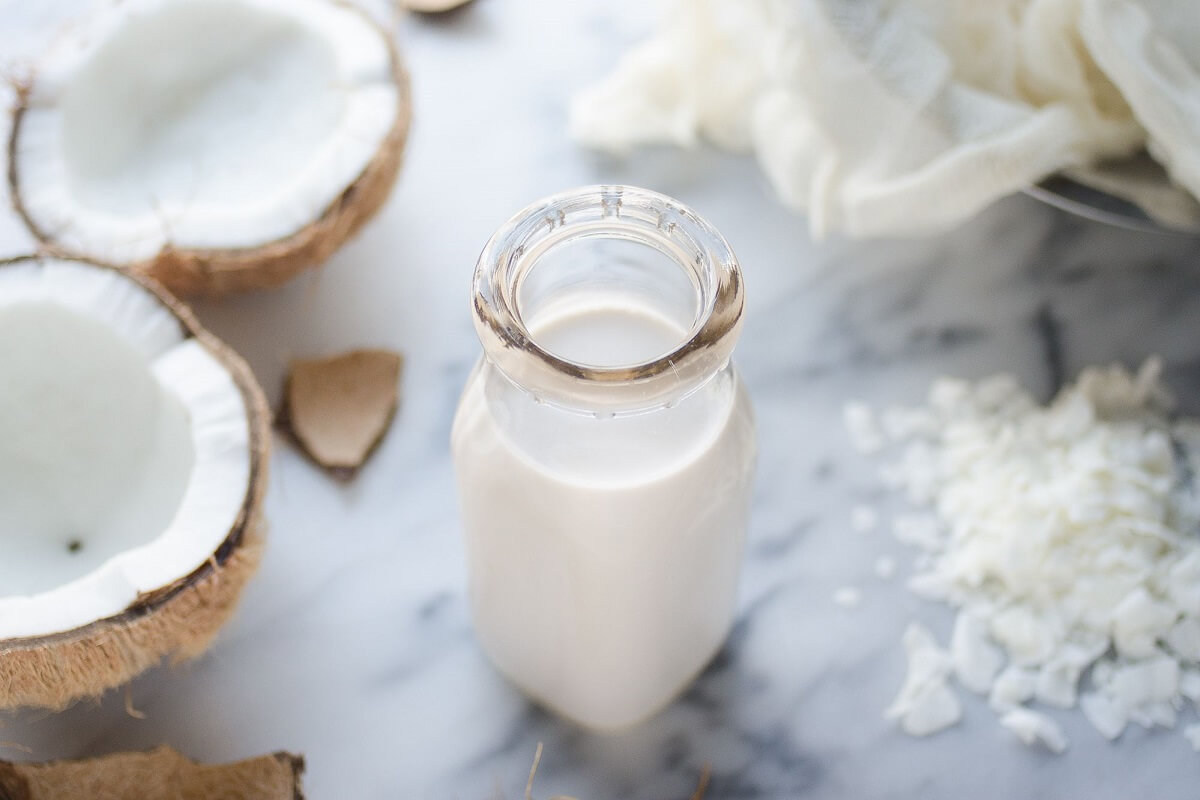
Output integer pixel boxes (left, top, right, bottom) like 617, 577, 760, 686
4, 1, 1200, 797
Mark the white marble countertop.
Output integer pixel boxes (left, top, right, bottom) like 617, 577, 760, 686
4, 1, 1200, 797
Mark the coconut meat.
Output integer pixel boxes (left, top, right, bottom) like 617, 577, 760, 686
13, 0, 399, 264
0, 260, 250, 639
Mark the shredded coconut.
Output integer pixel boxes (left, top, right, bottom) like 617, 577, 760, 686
885, 623, 963, 736
999, 707, 1070, 754
1185, 724, 1200, 751
1180, 669, 1200, 701
990, 666, 1037, 712
950, 612, 1005, 695
853, 358, 1200, 752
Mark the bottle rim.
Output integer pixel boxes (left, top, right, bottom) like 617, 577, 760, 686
471, 185, 745, 412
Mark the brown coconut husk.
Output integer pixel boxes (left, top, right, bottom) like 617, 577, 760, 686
0, 256, 271, 712
279, 348, 403, 480
6, 8, 412, 298
0, 746, 304, 800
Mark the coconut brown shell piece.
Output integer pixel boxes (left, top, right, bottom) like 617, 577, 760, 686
281, 348, 403, 479
7, 12, 412, 298
403, 0, 475, 13
0, 256, 271, 712
0, 746, 304, 800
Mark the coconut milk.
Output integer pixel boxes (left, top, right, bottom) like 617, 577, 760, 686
451, 297, 756, 730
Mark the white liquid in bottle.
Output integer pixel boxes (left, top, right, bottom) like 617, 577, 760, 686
452, 292, 756, 730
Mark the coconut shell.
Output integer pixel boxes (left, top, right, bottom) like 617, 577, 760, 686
281, 348, 403, 479
403, 0, 475, 13
0, 256, 271, 711
7, 9, 412, 298
0, 746, 304, 800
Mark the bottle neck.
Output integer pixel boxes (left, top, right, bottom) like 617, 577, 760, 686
472, 185, 744, 415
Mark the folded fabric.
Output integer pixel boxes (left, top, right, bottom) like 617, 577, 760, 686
1080, 0, 1200, 214
570, 0, 1200, 238
1067, 159, 1200, 231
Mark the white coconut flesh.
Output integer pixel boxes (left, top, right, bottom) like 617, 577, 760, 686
12, 0, 399, 264
0, 259, 250, 639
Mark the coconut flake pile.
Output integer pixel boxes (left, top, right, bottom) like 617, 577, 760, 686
848, 358, 1200, 752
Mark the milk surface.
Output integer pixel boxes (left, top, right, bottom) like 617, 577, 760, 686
532, 293, 685, 367
451, 297, 756, 729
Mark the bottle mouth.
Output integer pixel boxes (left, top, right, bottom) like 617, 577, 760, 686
472, 185, 744, 412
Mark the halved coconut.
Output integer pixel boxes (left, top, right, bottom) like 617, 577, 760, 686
8, 0, 411, 296
0, 256, 269, 711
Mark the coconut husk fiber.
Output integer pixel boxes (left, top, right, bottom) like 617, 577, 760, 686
281, 348, 403, 479
0, 746, 304, 800
0, 521, 265, 712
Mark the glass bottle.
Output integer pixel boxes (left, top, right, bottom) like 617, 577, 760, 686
451, 185, 756, 730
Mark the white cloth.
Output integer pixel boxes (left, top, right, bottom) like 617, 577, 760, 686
570, 0, 1200, 238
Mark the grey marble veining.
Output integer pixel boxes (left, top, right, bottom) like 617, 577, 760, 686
3, 1, 1200, 797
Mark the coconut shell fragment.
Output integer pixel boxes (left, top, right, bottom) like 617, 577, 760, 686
282, 349, 404, 478
0, 746, 304, 800
401, 0, 476, 13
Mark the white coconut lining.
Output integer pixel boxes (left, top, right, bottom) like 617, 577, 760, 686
0, 302, 196, 603
9, 0, 410, 296
0, 256, 269, 710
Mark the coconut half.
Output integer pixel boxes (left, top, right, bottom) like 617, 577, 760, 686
8, 0, 411, 296
0, 256, 269, 711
